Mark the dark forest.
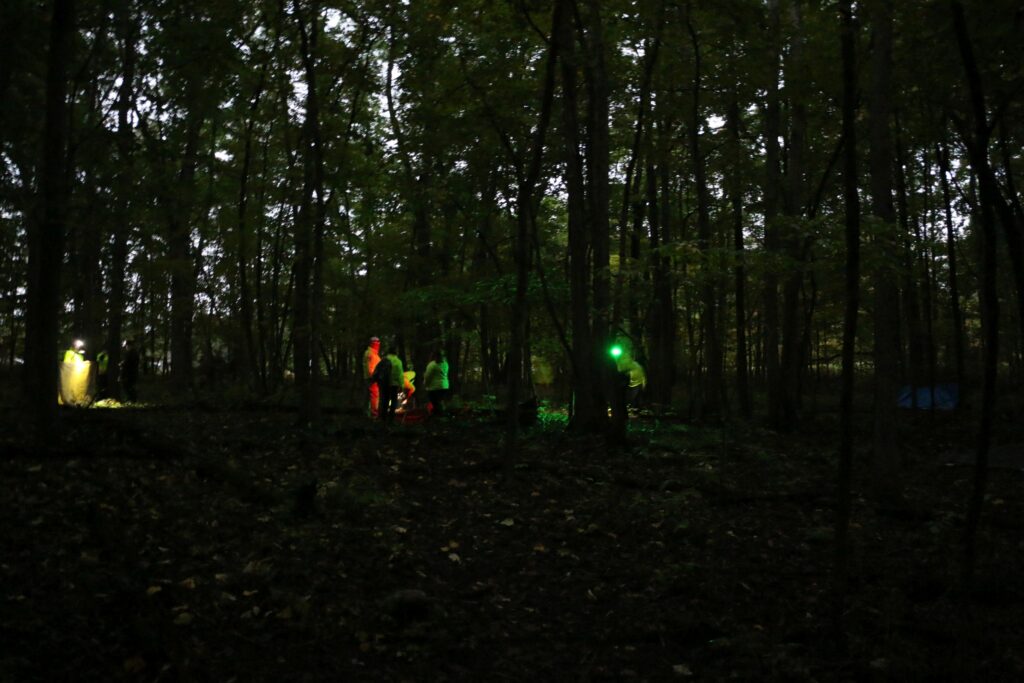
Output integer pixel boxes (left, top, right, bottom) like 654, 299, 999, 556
1, 0, 1022, 679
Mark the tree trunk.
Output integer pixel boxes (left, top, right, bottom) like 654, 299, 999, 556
106, 2, 136, 400
25, 0, 74, 438
168, 111, 203, 391
728, 95, 751, 418
236, 52, 271, 392
894, 122, 924, 399
584, 0, 612, 436
833, 0, 861, 643
763, 0, 784, 428
937, 140, 966, 392
779, 1, 807, 428
558, 0, 599, 432
950, 0, 1000, 591
868, 0, 901, 499
646, 128, 674, 407
688, 16, 720, 418
294, 0, 327, 427
613, 2, 663, 331
507, 0, 560, 452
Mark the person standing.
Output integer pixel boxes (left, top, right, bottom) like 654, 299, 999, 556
616, 354, 646, 407
96, 349, 110, 398
424, 349, 449, 416
377, 347, 404, 423
121, 338, 140, 402
363, 336, 381, 417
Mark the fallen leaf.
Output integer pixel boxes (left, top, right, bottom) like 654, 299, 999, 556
173, 612, 193, 626
123, 657, 146, 674
179, 578, 196, 590
672, 663, 693, 676
500, 518, 515, 527
146, 586, 162, 596
448, 553, 461, 563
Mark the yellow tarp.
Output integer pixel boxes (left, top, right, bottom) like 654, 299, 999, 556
58, 360, 95, 407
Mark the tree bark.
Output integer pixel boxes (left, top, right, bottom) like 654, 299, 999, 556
25, 0, 74, 438
583, 0, 612, 436
293, 0, 327, 427
779, 0, 807, 428
168, 109, 203, 391
558, 0, 599, 432
236, 45, 272, 392
833, 0, 861, 643
763, 0, 784, 428
507, 0, 560, 451
106, 1, 136, 400
937, 140, 966, 392
687, 15, 720, 418
728, 95, 751, 419
950, 0, 999, 591
868, 0, 901, 499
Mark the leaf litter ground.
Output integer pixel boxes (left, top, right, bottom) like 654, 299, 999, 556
1, 405, 1022, 681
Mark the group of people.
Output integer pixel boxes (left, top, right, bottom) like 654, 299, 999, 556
362, 336, 449, 422
62, 337, 141, 402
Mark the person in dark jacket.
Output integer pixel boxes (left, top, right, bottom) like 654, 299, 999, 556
121, 339, 140, 402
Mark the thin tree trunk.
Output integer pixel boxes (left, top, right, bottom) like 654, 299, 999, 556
728, 95, 751, 418
646, 129, 674, 407
507, 0, 560, 453
613, 1, 664, 331
107, 3, 136, 400
833, 0, 861, 644
168, 110, 203, 391
584, 0, 612, 436
236, 51, 271, 391
763, 0, 784, 428
293, 0, 327, 427
687, 15, 720, 418
894, 123, 924, 397
558, 0, 599, 432
938, 140, 966, 392
868, 0, 901, 499
950, 0, 1000, 591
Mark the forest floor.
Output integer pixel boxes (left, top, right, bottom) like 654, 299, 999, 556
1, 389, 1023, 682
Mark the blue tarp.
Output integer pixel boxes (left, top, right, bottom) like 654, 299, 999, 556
897, 384, 959, 410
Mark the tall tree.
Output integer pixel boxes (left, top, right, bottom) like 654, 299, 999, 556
950, 0, 1000, 590
867, 0, 901, 499
293, 0, 329, 427
833, 0, 861, 642
106, 0, 137, 400
558, 0, 601, 432
24, 0, 74, 437
762, 0, 784, 428
728, 93, 751, 419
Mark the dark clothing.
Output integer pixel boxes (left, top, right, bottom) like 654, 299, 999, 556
122, 348, 140, 402
428, 389, 447, 417
372, 357, 395, 421
380, 384, 399, 422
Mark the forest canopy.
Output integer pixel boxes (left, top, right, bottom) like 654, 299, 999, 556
1, 0, 1022, 431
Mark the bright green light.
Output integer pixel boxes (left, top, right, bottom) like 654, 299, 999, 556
609, 345, 623, 359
